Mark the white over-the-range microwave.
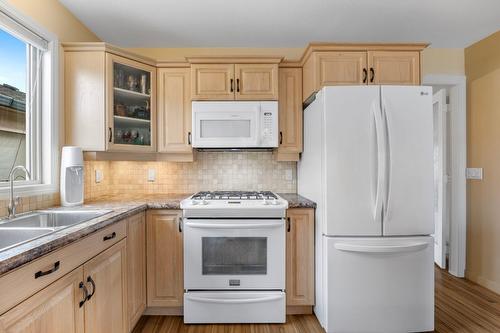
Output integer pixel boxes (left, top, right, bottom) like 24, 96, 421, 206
191, 101, 278, 149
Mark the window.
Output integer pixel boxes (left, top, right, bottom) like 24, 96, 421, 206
0, 3, 58, 196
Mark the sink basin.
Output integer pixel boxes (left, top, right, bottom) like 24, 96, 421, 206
0, 209, 113, 252
0, 228, 56, 251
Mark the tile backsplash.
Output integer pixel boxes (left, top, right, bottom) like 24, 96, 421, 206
0, 193, 60, 218
84, 152, 297, 201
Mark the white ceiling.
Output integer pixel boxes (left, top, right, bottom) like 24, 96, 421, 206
59, 0, 500, 48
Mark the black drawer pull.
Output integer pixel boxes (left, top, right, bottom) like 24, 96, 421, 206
370, 68, 375, 83
103, 232, 116, 241
287, 217, 291, 232
34, 261, 60, 279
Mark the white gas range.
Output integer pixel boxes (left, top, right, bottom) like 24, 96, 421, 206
180, 191, 288, 324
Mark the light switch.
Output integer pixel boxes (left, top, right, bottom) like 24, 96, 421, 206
466, 168, 483, 180
285, 169, 293, 181
95, 169, 103, 183
148, 168, 156, 182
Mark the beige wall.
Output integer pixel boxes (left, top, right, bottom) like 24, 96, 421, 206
465, 30, 500, 293
6, 0, 100, 42
421, 48, 465, 76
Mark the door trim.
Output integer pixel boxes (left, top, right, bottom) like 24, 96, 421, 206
423, 74, 467, 278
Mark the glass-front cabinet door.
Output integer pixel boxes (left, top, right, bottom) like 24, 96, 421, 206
106, 53, 156, 152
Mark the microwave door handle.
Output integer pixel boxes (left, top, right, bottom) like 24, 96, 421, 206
184, 221, 283, 229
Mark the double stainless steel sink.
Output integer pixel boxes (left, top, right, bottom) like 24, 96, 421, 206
0, 209, 112, 252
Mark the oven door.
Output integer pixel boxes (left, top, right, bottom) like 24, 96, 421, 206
192, 102, 260, 148
184, 218, 285, 290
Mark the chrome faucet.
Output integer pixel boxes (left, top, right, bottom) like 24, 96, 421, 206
7, 166, 31, 219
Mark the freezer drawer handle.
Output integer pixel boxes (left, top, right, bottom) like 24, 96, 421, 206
334, 242, 428, 254
186, 295, 283, 304
184, 221, 283, 229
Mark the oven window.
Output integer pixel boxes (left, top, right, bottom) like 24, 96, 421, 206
202, 237, 267, 275
200, 120, 251, 138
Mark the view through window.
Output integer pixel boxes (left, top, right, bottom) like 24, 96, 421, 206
0, 28, 27, 182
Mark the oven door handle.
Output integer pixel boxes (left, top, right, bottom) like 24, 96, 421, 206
186, 295, 283, 304
184, 221, 283, 229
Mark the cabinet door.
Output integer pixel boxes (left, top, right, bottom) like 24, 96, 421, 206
235, 64, 278, 100
146, 210, 183, 307
157, 68, 192, 154
126, 213, 146, 331
84, 239, 127, 333
316, 51, 368, 87
191, 64, 235, 100
106, 53, 157, 153
277, 68, 302, 161
368, 51, 420, 85
286, 209, 314, 306
0, 268, 85, 333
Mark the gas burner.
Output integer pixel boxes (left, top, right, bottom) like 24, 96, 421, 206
191, 191, 278, 201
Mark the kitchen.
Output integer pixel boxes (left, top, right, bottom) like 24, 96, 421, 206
0, 0, 499, 332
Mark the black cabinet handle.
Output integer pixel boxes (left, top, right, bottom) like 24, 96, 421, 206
79, 281, 89, 307
86, 276, 96, 301
236, 78, 240, 92
362, 68, 368, 83
103, 232, 116, 241
370, 68, 375, 83
287, 217, 291, 232
108, 127, 113, 143
279, 131, 283, 145
34, 261, 60, 279
178, 217, 183, 233
188, 132, 192, 145
230, 79, 234, 92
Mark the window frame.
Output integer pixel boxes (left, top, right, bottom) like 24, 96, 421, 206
0, 2, 59, 198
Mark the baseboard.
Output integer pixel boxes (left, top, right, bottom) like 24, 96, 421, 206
143, 306, 183, 316
286, 305, 313, 315
465, 271, 500, 294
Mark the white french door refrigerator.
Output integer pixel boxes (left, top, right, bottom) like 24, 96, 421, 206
298, 86, 435, 333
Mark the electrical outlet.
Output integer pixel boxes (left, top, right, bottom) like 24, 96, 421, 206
285, 169, 293, 181
148, 168, 156, 182
95, 169, 103, 183
466, 168, 483, 180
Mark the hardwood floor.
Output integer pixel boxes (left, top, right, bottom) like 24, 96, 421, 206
133, 267, 500, 333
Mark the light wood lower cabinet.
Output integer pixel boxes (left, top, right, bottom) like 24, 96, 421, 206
286, 208, 315, 310
126, 213, 146, 330
146, 210, 184, 309
0, 267, 85, 333
83, 239, 128, 333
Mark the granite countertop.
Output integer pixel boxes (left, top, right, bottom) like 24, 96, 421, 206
0, 192, 315, 276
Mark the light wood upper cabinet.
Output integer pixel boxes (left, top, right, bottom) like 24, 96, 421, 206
157, 68, 192, 155
317, 51, 367, 86
0, 268, 85, 333
126, 213, 146, 331
83, 239, 128, 333
146, 210, 183, 308
235, 64, 278, 100
367, 51, 420, 85
276, 68, 302, 161
64, 44, 157, 153
286, 208, 315, 307
191, 64, 235, 100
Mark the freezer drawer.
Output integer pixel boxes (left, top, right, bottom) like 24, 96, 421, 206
325, 236, 434, 333
184, 291, 286, 324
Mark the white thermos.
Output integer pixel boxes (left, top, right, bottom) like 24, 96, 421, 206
60, 146, 84, 206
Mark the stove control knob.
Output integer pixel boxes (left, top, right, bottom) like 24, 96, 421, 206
201, 199, 208, 205
191, 199, 199, 205
273, 199, 280, 205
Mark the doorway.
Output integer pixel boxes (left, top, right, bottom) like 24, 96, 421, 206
424, 74, 466, 278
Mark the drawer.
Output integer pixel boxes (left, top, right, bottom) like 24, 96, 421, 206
0, 219, 126, 314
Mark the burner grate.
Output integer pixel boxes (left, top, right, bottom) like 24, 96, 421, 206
191, 191, 278, 200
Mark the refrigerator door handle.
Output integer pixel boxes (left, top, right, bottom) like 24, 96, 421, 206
381, 98, 392, 220
371, 101, 385, 224
334, 242, 429, 254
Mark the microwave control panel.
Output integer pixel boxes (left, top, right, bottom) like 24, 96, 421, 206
260, 102, 278, 147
